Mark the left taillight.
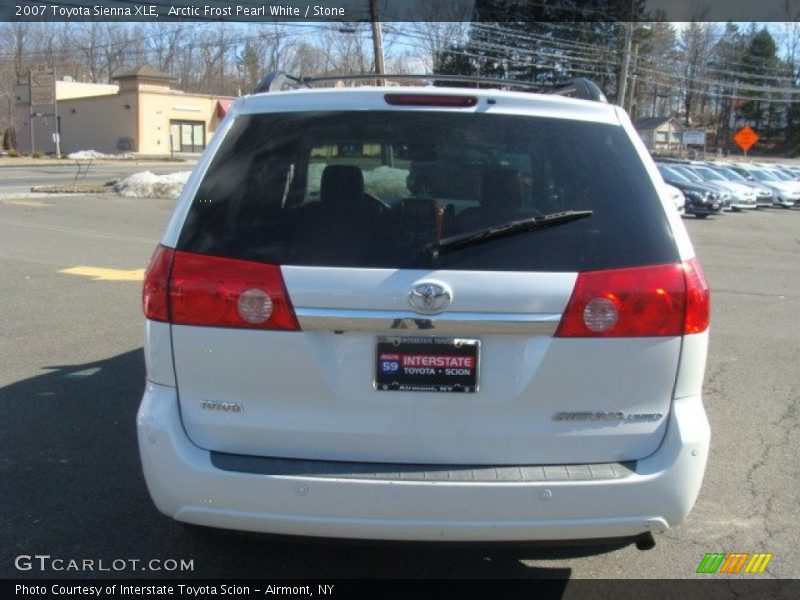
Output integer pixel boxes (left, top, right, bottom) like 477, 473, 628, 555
142, 247, 299, 331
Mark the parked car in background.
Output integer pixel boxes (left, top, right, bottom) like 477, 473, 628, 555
688, 163, 756, 210
667, 164, 733, 211
778, 164, 800, 179
664, 183, 685, 215
761, 165, 800, 189
656, 164, 722, 218
771, 166, 800, 181
755, 163, 800, 181
729, 165, 800, 207
706, 163, 774, 208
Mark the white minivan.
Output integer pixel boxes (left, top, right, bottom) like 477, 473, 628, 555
138, 75, 710, 548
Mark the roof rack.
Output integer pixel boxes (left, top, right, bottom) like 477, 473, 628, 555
254, 71, 608, 103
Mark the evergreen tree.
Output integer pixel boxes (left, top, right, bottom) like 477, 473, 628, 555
434, 0, 647, 93
236, 41, 260, 94
739, 27, 781, 138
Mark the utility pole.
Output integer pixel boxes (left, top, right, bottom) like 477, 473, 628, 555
53, 66, 61, 156
369, 0, 385, 86
628, 44, 639, 118
618, 21, 633, 110
28, 70, 34, 154
617, 0, 635, 110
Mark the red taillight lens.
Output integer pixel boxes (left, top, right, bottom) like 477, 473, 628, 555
555, 261, 710, 338
142, 247, 298, 330
682, 258, 710, 334
384, 94, 478, 107
143, 245, 174, 322
169, 252, 298, 330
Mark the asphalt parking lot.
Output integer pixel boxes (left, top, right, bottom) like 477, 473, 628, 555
1, 190, 798, 582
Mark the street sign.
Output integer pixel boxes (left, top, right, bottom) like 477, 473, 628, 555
683, 131, 706, 146
30, 64, 55, 106
734, 127, 759, 152
28, 64, 61, 156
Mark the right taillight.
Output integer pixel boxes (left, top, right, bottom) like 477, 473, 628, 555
555, 260, 710, 338
142, 246, 299, 331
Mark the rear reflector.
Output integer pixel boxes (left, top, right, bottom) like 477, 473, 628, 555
142, 247, 298, 331
384, 94, 478, 107
555, 260, 710, 338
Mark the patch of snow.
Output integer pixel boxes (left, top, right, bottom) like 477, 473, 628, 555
113, 171, 190, 199
306, 162, 327, 197
68, 149, 134, 160
363, 165, 409, 201
306, 162, 410, 202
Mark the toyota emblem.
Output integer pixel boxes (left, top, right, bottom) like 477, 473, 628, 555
408, 282, 452, 314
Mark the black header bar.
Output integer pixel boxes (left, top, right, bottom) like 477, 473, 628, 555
2, 0, 799, 23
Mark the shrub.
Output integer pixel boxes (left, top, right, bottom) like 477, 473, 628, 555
2, 128, 16, 151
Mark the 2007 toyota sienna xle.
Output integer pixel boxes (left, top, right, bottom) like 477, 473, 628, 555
137, 73, 710, 547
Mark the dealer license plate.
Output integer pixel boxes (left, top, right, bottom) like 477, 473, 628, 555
375, 337, 480, 393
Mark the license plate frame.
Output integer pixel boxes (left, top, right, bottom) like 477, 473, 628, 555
374, 336, 480, 393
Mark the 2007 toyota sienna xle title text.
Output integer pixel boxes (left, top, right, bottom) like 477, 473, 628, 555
137, 73, 711, 547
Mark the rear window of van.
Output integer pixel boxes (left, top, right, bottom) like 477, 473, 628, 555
178, 111, 678, 271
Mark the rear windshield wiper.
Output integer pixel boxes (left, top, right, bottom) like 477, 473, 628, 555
425, 210, 593, 258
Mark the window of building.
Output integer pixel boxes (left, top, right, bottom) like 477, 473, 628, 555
170, 120, 205, 153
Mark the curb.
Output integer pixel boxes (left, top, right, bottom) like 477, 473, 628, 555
30, 185, 109, 194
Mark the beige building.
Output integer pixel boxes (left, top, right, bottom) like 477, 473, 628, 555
15, 66, 234, 156
634, 117, 685, 153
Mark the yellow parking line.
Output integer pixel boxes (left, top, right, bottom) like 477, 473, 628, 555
59, 266, 145, 281
2, 199, 53, 207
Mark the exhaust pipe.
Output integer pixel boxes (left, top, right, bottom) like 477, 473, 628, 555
635, 532, 656, 551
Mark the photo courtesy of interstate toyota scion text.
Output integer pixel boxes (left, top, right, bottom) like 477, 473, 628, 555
137, 72, 711, 549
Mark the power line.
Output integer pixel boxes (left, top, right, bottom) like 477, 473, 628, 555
419, 23, 800, 95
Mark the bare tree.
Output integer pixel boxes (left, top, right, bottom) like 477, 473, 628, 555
678, 16, 716, 126
637, 22, 680, 117
81, 23, 106, 83
331, 26, 373, 75
0, 23, 28, 142
101, 23, 140, 80
146, 23, 186, 75
284, 41, 328, 76
405, 1, 471, 72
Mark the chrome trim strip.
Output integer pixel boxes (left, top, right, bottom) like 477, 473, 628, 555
295, 307, 561, 336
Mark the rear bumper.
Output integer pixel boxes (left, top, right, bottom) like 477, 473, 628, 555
137, 382, 710, 542
730, 200, 757, 210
